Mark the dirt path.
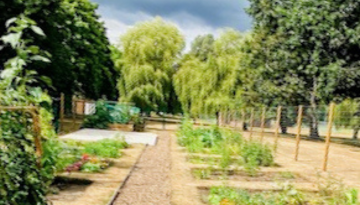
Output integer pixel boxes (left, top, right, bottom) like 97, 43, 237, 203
114, 131, 171, 205
245, 132, 360, 190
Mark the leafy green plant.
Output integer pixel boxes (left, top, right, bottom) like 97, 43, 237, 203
80, 162, 102, 173
83, 138, 129, 158
82, 101, 113, 129
0, 15, 56, 204
240, 142, 274, 167
133, 115, 146, 132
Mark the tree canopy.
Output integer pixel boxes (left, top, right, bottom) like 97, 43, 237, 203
0, 0, 117, 100
116, 17, 185, 114
246, 0, 360, 137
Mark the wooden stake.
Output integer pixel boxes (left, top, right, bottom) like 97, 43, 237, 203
72, 96, 76, 130
274, 106, 282, 152
260, 107, 266, 142
249, 108, 255, 140
295, 105, 303, 161
30, 109, 43, 158
323, 102, 335, 171
60, 93, 65, 133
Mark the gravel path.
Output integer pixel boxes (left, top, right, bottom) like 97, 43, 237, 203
114, 131, 172, 205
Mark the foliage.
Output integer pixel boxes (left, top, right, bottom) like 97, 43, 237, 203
133, 115, 146, 132
208, 184, 359, 205
190, 34, 215, 62
177, 118, 273, 173
247, 0, 360, 138
208, 186, 305, 205
0, 0, 117, 100
0, 16, 57, 204
82, 101, 113, 129
83, 138, 129, 158
335, 99, 360, 139
174, 30, 254, 118
117, 17, 185, 114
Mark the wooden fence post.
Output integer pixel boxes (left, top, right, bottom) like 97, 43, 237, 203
249, 108, 255, 140
59, 93, 65, 133
274, 106, 282, 152
294, 105, 303, 161
260, 107, 266, 142
72, 96, 76, 130
323, 102, 335, 171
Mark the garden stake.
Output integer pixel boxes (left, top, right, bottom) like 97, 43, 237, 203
249, 108, 254, 140
260, 107, 266, 142
323, 102, 335, 171
241, 110, 245, 131
72, 96, 76, 130
295, 105, 303, 161
274, 106, 282, 152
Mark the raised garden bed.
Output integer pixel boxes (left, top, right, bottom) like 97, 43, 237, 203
47, 142, 145, 205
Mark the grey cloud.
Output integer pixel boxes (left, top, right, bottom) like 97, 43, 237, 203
92, 0, 252, 31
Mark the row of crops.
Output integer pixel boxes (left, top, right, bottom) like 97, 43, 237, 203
176, 119, 359, 205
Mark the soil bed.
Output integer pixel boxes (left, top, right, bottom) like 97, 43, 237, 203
192, 169, 308, 182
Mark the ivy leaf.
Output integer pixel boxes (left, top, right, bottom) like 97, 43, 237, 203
30, 55, 50, 63
1, 32, 22, 48
30, 26, 45, 37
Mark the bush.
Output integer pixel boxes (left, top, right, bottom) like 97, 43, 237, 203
82, 101, 112, 129
240, 142, 274, 167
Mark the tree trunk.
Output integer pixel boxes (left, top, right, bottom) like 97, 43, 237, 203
280, 108, 288, 134
353, 128, 359, 140
309, 77, 320, 139
216, 112, 220, 126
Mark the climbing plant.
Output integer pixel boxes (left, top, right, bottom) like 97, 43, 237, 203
0, 15, 58, 204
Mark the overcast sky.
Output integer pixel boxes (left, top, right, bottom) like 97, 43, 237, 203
91, 0, 252, 48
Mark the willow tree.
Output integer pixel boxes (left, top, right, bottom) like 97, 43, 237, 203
174, 29, 246, 122
117, 18, 185, 113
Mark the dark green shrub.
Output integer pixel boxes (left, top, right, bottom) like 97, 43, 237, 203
82, 101, 112, 129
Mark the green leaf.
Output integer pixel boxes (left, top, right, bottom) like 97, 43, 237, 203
5, 17, 17, 28
28, 46, 40, 54
30, 55, 50, 63
30, 25, 45, 36
1, 32, 22, 48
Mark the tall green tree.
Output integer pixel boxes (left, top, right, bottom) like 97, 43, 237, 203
174, 30, 250, 121
247, 0, 360, 138
0, 0, 117, 100
190, 34, 215, 62
117, 17, 185, 114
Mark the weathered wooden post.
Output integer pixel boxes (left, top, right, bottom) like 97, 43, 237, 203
323, 102, 335, 171
59, 93, 65, 133
274, 106, 282, 152
249, 108, 255, 140
260, 107, 266, 142
294, 105, 303, 161
72, 96, 76, 130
